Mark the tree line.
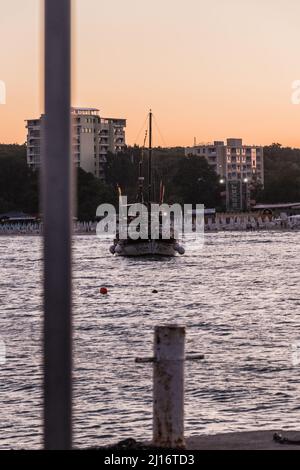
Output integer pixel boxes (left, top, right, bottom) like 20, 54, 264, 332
1, 143, 300, 220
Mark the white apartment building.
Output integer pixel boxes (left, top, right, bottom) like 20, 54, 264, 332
185, 138, 264, 185
185, 138, 264, 211
26, 108, 126, 181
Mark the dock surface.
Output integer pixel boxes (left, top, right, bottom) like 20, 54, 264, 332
186, 431, 300, 450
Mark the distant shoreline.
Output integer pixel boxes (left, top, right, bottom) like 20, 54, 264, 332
1, 227, 300, 237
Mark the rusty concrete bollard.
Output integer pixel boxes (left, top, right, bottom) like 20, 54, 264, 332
153, 325, 185, 448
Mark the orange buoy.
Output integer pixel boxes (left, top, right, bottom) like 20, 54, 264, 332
100, 287, 108, 295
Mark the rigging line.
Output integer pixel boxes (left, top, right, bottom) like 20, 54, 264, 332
152, 113, 168, 148
133, 113, 149, 146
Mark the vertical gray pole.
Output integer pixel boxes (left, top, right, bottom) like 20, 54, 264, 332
148, 109, 153, 205
43, 0, 72, 450
241, 180, 244, 212
148, 110, 153, 232
226, 179, 229, 212
153, 325, 185, 449
246, 181, 250, 212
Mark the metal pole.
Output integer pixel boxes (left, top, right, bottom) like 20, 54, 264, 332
148, 110, 153, 234
153, 325, 185, 448
43, 0, 72, 450
225, 179, 229, 212
246, 181, 250, 211
148, 110, 152, 205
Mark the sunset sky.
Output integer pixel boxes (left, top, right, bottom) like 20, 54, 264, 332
1, 0, 300, 147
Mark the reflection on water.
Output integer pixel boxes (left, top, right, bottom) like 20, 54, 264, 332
0, 231, 300, 449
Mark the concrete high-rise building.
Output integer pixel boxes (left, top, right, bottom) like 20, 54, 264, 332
26, 108, 126, 181
185, 138, 264, 211
185, 138, 264, 184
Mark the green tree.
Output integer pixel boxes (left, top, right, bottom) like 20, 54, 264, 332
0, 144, 39, 214
77, 168, 116, 221
258, 144, 300, 203
173, 155, 221, 207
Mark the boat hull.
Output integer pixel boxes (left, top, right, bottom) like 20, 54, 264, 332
112, 240, 182, 257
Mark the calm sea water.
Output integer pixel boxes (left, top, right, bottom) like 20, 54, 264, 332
0, 231, 300, 449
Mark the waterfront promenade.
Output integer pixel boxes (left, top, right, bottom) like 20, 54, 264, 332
0, 214, 299, 235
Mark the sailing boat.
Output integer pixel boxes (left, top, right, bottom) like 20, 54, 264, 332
109, 110, 185, 257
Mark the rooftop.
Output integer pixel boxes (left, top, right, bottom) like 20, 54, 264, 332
71, 107, 100, 115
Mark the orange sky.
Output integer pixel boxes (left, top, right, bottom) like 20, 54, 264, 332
1, 0, 300, 147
